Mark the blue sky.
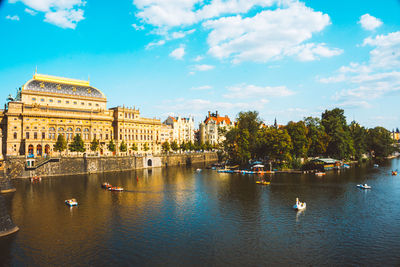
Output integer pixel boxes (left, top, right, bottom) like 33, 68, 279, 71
1, 0, 399, 129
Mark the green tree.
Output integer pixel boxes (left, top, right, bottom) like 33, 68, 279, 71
119, 140, 127, 152
180, 141, 187, 152
259, 127, 293, 163
187, 141, 195, 151
349, 121, 367, 160
366, 127, 395, 158
162, 141, 170, 153
304, 117, 329, 157
143, 142, 149, 152
321, 108, 354, 159
131, 143, 138, 152
171, 140, 179, 152
285, 121, 309, 158
69, 134, 86, 153
90, 137, 99, 152
108, 139, 116, 153
205, 141, 213, 151
54, 134, 67, 153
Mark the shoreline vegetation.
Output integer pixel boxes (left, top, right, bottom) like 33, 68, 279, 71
217, 108, 399, 172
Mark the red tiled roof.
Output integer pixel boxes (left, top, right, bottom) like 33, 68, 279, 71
204, 116, 231, 125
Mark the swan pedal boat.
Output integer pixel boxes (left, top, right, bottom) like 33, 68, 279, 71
65, 199, 78, 206
357, 184, 371, 189
315, 172, 326, 176
256, 181, 270, 185
293, 198, 306, 210
392, 171, 397, 176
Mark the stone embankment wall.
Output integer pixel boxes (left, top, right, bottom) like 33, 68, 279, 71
4, 152, 218, 179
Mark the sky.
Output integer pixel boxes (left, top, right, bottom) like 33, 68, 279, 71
0, 0, 399, 130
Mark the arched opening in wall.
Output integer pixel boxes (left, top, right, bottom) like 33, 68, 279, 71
45, 144, 50, 156
28, 145, 34, 156
147, 159, 152, 167
37, 144, 42, 156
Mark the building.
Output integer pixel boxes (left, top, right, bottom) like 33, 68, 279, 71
160, 123, 173, 144
164, 116, 195, 144
392, 129, 400, 142
2, 73, 161, 157
110, 106, 161, 154
199, 111, 233, 145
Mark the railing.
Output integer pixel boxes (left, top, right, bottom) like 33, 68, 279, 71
25, 156, 60, 170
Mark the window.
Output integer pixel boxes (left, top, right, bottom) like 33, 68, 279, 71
49, 127, 55, 131
42, 132, 45, 139
96, 104, 99, 107
49, 99, 53, 103
26, 132, 30, 139
34, 132, 38, 139
41, 99, 44, 102
73, 101, 77, 105
58, 100, 61, 103
88, 103, 92, 106
13, 132, 17, 139
81, 102, 84, 105
66, 101, 70, 104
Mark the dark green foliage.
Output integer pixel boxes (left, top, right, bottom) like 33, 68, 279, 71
171, 141, 179, 152
285, 121, 309, 158
69, 134, 85, 153
54, 134, 67, 152
108, 139, 116, 152
90, 138, 99, 152
366, 127, 395, 158
119, 140, 127, 152
162, 141, 170, 153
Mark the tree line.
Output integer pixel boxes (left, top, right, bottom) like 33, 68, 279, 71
222, 108, 396, 167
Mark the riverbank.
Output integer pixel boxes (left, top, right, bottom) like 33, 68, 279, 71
3, 152, 218, 179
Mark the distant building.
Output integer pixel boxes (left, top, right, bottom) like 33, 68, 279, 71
164, 116, 195, 144
392, 129, 400, 142
199, 111, 233, 145
160, 123, 173, 143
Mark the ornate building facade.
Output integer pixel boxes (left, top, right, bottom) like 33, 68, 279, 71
199, 111, 233, 145
1, 73, 161, 158
164, 116, 195, 144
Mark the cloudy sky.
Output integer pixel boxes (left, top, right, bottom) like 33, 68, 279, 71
1, 0, 399, 129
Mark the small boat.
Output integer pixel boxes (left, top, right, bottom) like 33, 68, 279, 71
256, 181, 270, 185
343, 164, 350, 169
293, 198, 306, 210
30, 176, 41, 182
108, 187, 124, 191
196, 168, 202, 172
65, 198, 78, 206
373, 164, 379, 168
357, 184, 371, 189
101, 182, 112, 189
392, 171, 398, 176
315, 172, 326, 176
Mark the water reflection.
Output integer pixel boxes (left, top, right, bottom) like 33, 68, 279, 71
2, 158, 400, 266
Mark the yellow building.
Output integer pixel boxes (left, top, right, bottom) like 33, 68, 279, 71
2, 73, 161, 157
110, 106, 161, 154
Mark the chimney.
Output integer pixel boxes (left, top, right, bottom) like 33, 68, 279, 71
208, 111, 210, 117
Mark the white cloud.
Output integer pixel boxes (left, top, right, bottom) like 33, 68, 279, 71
9, 0, 85, 29
224, 84, 294, 98
25, 8, 37, 15
170, 46, 185, 60
194, 64, 214, 71
359, 14, 382, 31
146, 40, 166, 49
191, 85, 212, 90
132, 23, 145, 30
194, 55, 203, 62
203, 2, 339, 63
133, 0, 277, 28
5, 15, 20, 21
171, 29, 195, 39
363, 31, 400, 69
44, 8, 84, 29
321, 31, 400, 108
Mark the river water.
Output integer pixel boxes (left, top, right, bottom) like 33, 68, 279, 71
1, 158, 400, 266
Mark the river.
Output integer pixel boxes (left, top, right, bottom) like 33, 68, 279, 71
1, 158, 399, 266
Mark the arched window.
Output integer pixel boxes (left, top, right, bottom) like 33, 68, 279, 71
37, 144, 42, 156
49, 127, 55, 132
58, 127, 64, 132
84, 128, 89, 132
75, 128, 81, 132
67, 127, 73, 132
13, 132, 17, 139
